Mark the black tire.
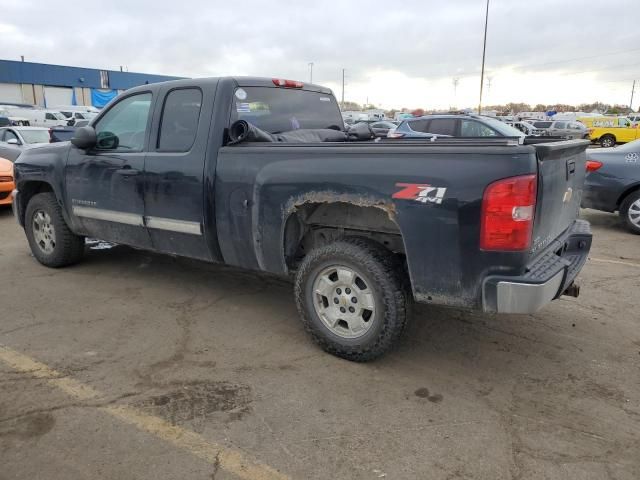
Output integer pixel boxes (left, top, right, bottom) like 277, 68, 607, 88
294, 237, 410, 362
599, 134, 616, 148
619, 190, 640, 235
25, 192, 85, 267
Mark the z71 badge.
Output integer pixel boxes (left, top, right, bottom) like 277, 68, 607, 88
392, 183, 447, 205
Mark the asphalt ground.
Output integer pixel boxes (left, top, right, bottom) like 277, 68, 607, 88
0, 206, 639, 479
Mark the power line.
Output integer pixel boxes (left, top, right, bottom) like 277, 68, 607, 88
512, 47, 640, 70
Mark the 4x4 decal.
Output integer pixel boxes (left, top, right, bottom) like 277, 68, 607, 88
392, 183, 447, 205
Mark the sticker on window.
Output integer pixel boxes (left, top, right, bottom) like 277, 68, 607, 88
319, 97, 331, 102
236, 102, 251, 113
235, 88, 247, 100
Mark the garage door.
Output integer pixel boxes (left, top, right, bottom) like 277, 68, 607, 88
43, 86, 73, 107
0, 83, 23, 104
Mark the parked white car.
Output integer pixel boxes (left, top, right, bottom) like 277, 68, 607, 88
53, 105, 99, 125
0, 108, 30, 126
51, 105, 100, 115
8, 108, 69, 128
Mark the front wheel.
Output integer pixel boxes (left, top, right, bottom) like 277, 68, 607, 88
25, 192, 85, 267
620, 190, 640, 234
599, 135, 616, 148
294, 238, 410, 361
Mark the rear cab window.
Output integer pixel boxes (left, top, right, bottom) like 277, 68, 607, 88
230, 86, 343, 134
157, 88, 202, 152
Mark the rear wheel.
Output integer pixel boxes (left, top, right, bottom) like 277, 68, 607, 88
600, 134, 616, 148
620, 190, 640, 235
294, 237, 410, 361
25, 192, 85, 267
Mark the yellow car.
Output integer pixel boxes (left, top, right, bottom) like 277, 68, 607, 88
578, 116, 640, 148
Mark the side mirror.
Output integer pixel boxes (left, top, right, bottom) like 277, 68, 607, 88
71, 126, 97, 150
7, 138, 20, 145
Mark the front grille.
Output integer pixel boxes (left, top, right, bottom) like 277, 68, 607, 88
0, 176, 13, 182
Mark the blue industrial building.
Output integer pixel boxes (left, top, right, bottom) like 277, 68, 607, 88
0, 59, 185, 108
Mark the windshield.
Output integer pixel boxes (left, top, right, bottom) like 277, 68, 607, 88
230, 87, 343, 133
20, 130, 50, 144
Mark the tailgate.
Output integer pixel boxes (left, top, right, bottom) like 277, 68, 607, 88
531, 140, 590, 255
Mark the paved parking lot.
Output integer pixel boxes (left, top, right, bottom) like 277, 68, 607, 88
1, 206, 639, 479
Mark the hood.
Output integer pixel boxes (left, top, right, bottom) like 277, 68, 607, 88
0, 157, 14, 175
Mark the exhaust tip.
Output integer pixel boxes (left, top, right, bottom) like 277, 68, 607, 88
562, 282, 580, 298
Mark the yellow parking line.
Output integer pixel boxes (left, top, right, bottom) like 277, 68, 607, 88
589, 257, 640, 268
0, 345, 289, 480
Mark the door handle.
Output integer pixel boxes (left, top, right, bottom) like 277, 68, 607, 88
116, 167, 139, 177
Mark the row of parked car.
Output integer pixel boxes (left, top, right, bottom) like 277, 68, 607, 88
358, 113, 640, 148
0, 104, 99, 128
353, 115, 527, 140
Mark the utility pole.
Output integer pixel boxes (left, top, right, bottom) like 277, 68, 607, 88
478, 0, 490, 114
341, 68, 345, 108
630, 80, 636, 111
308, 62, 314, 84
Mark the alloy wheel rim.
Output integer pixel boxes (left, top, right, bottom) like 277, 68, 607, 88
312, 265, 376, 339
629, 199, 640, 227
32, 210, 56, 254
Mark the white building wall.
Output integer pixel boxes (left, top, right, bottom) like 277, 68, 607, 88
0, 83, 24, 103
43, 86, 74, 107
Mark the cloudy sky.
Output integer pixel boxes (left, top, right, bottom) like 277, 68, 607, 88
1, 0, 639, 110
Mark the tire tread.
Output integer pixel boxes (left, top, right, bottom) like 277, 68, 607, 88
25, 192, 85, 267
294, 237, 410, 362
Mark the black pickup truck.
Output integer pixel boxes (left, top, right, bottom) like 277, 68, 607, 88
12, 77, 592, 361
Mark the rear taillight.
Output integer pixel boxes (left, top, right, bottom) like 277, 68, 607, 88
586, 160, 603, 172
272, 78, 303, 88
480, 174, 537, 251
48, 128, 53, 142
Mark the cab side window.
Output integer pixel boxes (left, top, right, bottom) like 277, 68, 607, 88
553, 122, 566, 129
157, 88, 202, 152
45, 113, 56, 120
94, 93, 152, 151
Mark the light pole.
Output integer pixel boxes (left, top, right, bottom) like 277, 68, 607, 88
308, 62, 314, 84
478, 0, 490, 114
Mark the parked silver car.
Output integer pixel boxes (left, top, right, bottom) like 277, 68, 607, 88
532, 120, 589, 139
0, 126, 51, 161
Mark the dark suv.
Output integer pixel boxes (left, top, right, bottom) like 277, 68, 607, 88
390, 114, 525, 139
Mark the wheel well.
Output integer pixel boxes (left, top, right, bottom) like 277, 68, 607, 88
283, 202, 405, 271
17, 181, 54, 225
617, 183, 640, 208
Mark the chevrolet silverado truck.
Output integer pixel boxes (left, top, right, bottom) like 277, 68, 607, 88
12, 77, 592, 361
